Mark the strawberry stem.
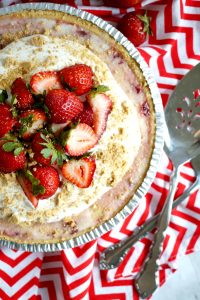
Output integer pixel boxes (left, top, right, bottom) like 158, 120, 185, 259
137, 11, 152, 36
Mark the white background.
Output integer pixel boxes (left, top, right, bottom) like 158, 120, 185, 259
153, 252, 200, 300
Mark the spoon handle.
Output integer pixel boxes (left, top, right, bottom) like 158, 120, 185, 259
99, 175, 199, 270
135, 167, 180, 299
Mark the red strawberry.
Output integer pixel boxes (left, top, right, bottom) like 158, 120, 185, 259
73, 102, 94, 127
87, 93, 112, 138
0, 103, 16, 138
62, 123, 98, 156
31, 133, 52, 166
31, 165, 60, 199
30, 71, 62, 94
117, 11, 152, 47
59, 64, 93, 96
17, 173, 38, 208
19, 109, 47, 140
11, 77, 34, 110
45, 89, 83, 124
62, 157, 96, 188
31, 132, 65, 166
17, 166, 60, 206
0, 141, 26, 173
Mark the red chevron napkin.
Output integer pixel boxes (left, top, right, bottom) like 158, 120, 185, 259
0, 1, 199, 299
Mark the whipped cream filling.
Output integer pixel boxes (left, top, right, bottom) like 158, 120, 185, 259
0, 35, 141, 223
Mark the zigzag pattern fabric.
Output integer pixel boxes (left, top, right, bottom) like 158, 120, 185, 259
0, 0, 199, 299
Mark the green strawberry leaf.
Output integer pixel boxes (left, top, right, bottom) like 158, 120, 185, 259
51, 150, 57, 164
90, 85, 110, 97
25, 170, 46, 196
14, 147, 24, 156
3, 142, 16, 152
32, 184, 45, 196
0, 90, 8, 103
2, 139, 24, 156
19, 114, 33, 137
11, 95, 17, 106
137, 11, 152, 35
41, 148, 52, 158
43, 104, 51, 118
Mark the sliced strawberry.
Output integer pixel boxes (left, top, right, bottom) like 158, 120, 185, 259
62, 157, 96, 188
19, 109, 47, 140
45, 89, 83, 124
17, 173, 38, 208
87, 93, 112, 138
11, 77, 34, 110
59, 64, 93, 96
73, 102, 94, 127
0, 103, 16, 138
30, 71, 62, 94
62, 123, 98, 156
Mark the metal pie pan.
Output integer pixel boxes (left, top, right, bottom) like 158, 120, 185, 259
0, 3, 165, 251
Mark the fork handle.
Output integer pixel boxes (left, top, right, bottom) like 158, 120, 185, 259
135, 167, 180, 298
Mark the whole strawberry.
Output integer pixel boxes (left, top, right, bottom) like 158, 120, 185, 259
117, 11, 152, 47
31, 165, 60, 199
59, 64, 93, 96
45, 89, 83, 124
0, 103, 16, 138
31, 132, 66, 166
11, 77, 34, 110
17, 165, 60, 207
0, 141, 26, 173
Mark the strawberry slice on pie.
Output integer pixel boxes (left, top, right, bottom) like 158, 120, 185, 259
62, 123, 98, 156
30, 71, 62, 94
62, 157, 96, 188
87, 92, 112, 139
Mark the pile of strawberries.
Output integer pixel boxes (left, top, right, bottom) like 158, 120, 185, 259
0, 64, 112, 207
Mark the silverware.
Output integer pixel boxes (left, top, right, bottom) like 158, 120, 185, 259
135, 63, 200, 298
99, 153, 200, 270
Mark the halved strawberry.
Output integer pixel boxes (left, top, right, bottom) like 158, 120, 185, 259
45, 89, 83, 124
87, 93, 112, 138
19, 109, 47, 140
73, 102, 94, 127
30, 71, 62, 94
11, 77, 34, 110
62, 123, 98, 156
17, 173, 38, 208
61, 157, 96, 188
